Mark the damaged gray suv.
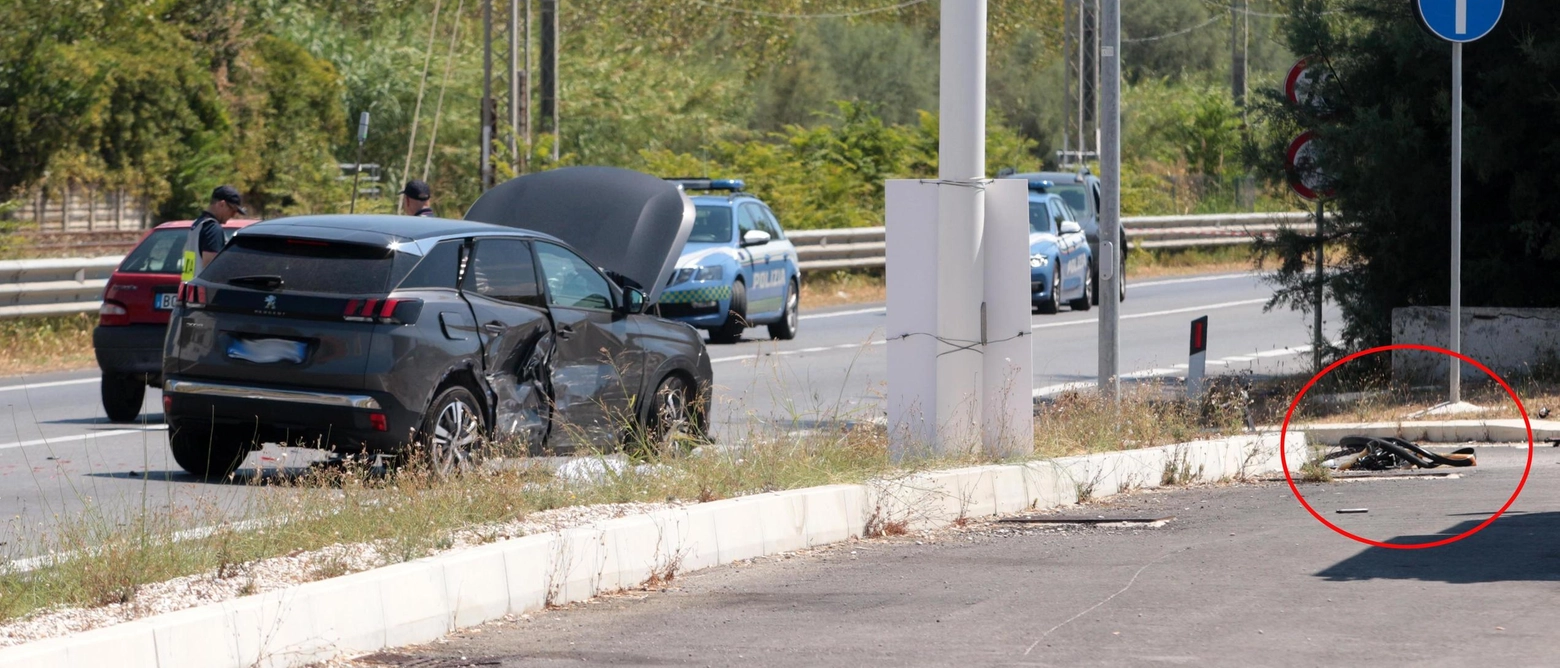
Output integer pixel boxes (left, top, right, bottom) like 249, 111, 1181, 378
162, 167, 713, 479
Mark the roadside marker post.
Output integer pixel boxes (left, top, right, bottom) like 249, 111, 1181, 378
1413, 0, 1504, 403
1187, 316, 1208, 400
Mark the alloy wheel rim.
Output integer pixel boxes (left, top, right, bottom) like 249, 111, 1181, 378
787, 288, 798, 329
431, 399, 480, 473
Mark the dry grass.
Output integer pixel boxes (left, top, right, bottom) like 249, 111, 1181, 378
1034, 381, 1250, 459
801, 270, 885, 308
1127, 245, 1256, 279
0, 378, 1256, 625
0, 315, 97, 376
1246, 372, 1560, 426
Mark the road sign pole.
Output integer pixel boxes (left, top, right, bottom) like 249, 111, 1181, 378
1450, 41, 1463, 403
1099, 0, 1121, 401
1314, 197, 1325, 372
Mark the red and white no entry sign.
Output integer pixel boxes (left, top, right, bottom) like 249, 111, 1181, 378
1286, 131, 1334, 201
1284, 57, 1331, 112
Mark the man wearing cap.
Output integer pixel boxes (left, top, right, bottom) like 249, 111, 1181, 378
401, 180, 434, 217
183, 185, 245, 283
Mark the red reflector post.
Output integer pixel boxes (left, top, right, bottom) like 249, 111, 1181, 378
370, 413, 388, 432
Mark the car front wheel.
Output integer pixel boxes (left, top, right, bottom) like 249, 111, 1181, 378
1037, 268, 1061, 315
101, 372, 147, 423
709, 280, 747, 344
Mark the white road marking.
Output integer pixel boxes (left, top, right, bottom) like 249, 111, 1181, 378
1032, 344, 1319, 398
0, 425, 167, 452
786, 273, 1257, 323
0, 377, 99, 394
713, 298, 1272, 366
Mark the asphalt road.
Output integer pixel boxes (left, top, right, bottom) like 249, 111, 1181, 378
348, 447, 1558, 668
0, 272, 1339, 534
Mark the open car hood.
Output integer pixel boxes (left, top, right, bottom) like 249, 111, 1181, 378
463, 167, 694, 305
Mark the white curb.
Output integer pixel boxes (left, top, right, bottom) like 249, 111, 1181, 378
1298, 419, 1559, 446
0, 432, 1304, 668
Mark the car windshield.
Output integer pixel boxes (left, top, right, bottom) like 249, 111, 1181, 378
690, 206, 733, 244
201, 235, 406, 294
1049, 184, 1089, 217
1028, 202, 1056, 235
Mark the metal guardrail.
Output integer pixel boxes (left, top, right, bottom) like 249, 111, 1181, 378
791, 211, 1315, 272
0, 213, 1316, 319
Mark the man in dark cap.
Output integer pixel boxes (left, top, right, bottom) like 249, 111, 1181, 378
182, 185, 245, 282
400, 180, 434, 217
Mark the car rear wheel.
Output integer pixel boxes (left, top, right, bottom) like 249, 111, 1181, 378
768, 279, 799, 340
1070, 266, 1094, 312
416, 386, 486, 476
709, 280, 747, 344
1037, 267, 1061, 315
101, 372, 147, 423
169, 424, 252, 481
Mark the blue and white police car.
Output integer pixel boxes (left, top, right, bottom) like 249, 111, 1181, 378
1026, 180, 1094, 314
658, 179, 801, 343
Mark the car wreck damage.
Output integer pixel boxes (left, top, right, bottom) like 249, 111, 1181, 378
161, 167, 711, 479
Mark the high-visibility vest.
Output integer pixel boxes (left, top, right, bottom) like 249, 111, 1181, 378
182, 216, 216, 283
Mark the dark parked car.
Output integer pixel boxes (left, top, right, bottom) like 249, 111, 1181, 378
162, 168, 712, 479
95, 218, 256, 422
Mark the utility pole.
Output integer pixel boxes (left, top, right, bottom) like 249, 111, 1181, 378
481, 0, 494, 191
508, 0, 520, 174
1099, 0, 1121, 399
520, 0, 532, 173
540, 0, 560, 163
1231, 0, 1248, 110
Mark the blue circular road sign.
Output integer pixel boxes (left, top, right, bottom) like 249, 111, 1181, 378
1414, 0, 1504, 43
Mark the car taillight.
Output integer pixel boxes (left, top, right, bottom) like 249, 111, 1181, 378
369, 413, 388, 432
343, 297, 422, 325
178, 284, 208, 308
99, 301, 129, 327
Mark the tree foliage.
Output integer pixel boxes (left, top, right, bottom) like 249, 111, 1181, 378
1252, 0, 1560, 350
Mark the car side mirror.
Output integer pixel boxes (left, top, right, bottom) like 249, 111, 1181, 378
741, 230, 772, 247
1060, 221, 1082, 235
622, 288, 647, 315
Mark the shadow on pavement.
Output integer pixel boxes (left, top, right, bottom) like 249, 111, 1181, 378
1316, 511, 1560, 583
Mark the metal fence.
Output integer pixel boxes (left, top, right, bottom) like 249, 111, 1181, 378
0, 212, 1315, 319
792, 211, 1313, 272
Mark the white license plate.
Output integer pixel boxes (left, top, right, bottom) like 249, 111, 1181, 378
227, 338, 307, 364
155, 293, 178, 310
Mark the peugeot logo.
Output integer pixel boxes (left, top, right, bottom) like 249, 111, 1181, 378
263, 295, 277, 310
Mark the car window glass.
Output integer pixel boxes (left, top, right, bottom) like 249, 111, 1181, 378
202, 236, 396, 294
1050, 200, 1067, 228
1027, 202, 1054, 235
398, 240, 464, 290
755, 206, 783, 239
535, 243, 613, 310
737, 204, 760, 237
1052, 184, 1089, 218
691, 206, 733, 243
118, 229, 186, 274
463, 239, 542, 306
1092, 183, 1102, 213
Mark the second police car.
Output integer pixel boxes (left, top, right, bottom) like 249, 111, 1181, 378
1026, 179, 1094, 314
657, 179, 801, 343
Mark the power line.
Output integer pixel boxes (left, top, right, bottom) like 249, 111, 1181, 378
1125, 15, 1222, 43
684, 0, 929, 19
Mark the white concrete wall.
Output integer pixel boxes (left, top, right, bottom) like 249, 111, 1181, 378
1392, 307, 1560, 383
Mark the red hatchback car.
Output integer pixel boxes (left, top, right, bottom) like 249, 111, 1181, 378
95, 219, 257, 422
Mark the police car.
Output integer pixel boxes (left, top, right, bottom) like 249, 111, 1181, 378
1025, 180, 1094, 314
658, 179, 800, 343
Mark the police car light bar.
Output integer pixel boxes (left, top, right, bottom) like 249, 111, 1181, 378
1027, 179, 1055, 192
666, 178, 745, 192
